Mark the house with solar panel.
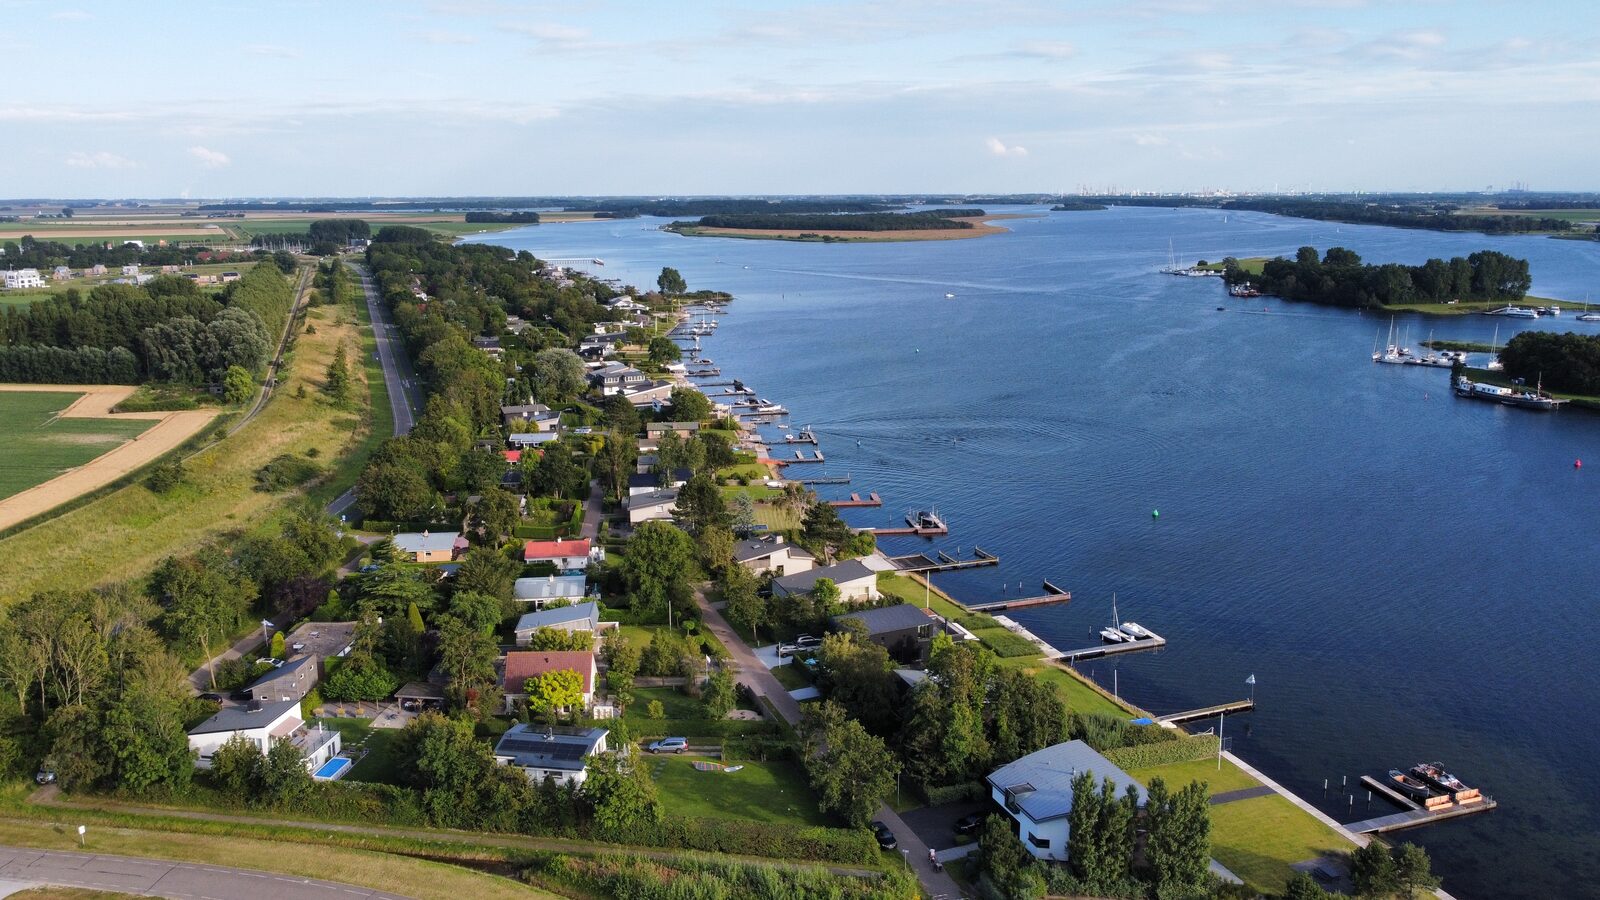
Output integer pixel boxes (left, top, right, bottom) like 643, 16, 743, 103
493, 723, 610, 785
986, 740, 1146, 862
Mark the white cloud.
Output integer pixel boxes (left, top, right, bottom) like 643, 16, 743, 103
985, 136, 1029, 157
188, 146, 231, 168
245, 44, 301, 58
1014, 40, 1077, 60
64, 151, 136, 169
417, 30, 478, 45
1133, 132, 1170, 146
51, 9, 93, 21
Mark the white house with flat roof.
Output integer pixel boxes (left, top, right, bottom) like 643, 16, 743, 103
771, 559, 879, 603
514, 601, 606, 646
986, 740, 1146, 862
187, 699, 342, 773
733, 535, 816, 577
494, 724, 608, 786
513, 574, 588, 607
1, 269, 44, 290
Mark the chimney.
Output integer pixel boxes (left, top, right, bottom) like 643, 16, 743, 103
773, 534, 783, 545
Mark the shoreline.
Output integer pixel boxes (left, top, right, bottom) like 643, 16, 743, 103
664, 213, 1033, 243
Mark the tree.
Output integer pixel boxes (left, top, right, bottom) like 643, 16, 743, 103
357, 461, 436, 522
978, 812, 1033, 894
457, 448, 508, 494
322, 651, 399, 701
470, 486, 520, 542
208, 734, 262, 802
527, 627, 592, 651
585, 751, 663, 840
42, 704, 109, 791
720, 564, 766, 641
324, 343, 350, 401
258, 735, 313, 805
453, 546, 518, 603
729, 492, 757, 534
646, 336, 680, 367
436, 618, 498, 710
676, 474, 730, 536
1067, 771, 1107, 882
272, 249, 297, 274
656, 266, 686, 295
800, 502, 852, 562
702, 667, 735, 719
530, 348, 585, 404
151, 548, 258, 657
270, 631, 286, 659
796, 701, 898, 827
222, 365, 254, 404
622, 522, 697, 623
101, 685, 193, 796
1393, 843, 1440, 899
527, 441, 582, 499
446, 590, 503, 634
603, 634, 641, 711
1351, 841, 1399, 897
1284, 871, 1336, 900
666, 386, 711, 422
1143, 777, 1212, 895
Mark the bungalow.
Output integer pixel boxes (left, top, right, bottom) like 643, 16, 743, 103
392, 531, 467, 563
494, 723, 609, 786
771, 559, 880, 603
120, 264, 140, 276
502, 650, 597, 714
501, 402, 556, 431
523, 538, 593, 571
732, 535, 815, 577
626, 469, 691, 497
513, 573, 589, 607
626, 488, 678, 525
644, 421, 701, 439
622, 380, 675, 408
513, 601, 603, 646
508, 431, 560, 449
987, 740, 1145, 863
473, 336, 504, 358
84, 263, 108, 276
221, 271, 242, 282
187, 699, 342, 773
51, 265, 72, 281
831, 603, 937, 665
244, 654, 318, 703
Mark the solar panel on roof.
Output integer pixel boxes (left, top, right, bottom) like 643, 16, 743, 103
497, 739, 589, 761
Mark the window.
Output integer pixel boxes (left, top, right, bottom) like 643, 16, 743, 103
1028, 832, 1050, 849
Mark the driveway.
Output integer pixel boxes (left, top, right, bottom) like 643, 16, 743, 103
898, 799, 990, 856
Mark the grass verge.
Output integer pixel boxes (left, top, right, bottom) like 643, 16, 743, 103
646, 754, 826, 827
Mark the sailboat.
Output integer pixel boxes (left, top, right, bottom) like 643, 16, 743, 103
1486, 326, 1505, 371
1099, 594, 1142, 643
1578, 296, 1600, 322
1373, 317, 1408, 364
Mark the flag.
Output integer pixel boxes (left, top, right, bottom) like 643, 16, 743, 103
1245, 674, 1256, 685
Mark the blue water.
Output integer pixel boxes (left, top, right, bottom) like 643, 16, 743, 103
468, 207, 1600, 899
314, 756, 352, 779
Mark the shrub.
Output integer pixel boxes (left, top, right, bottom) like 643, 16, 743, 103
144, 461, 186, 494
641, 818, 880, 864
647, 700, 664, 719
1102, 734, 1220, 769
972, 627, 1040, 658
920, 780, 985, 806
720, 737, 792, 763
254, 453, 322, 492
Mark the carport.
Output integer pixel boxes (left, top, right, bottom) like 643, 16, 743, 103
395, 681, 446, 711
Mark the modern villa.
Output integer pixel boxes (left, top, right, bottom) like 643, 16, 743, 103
986, 740, 1146, 862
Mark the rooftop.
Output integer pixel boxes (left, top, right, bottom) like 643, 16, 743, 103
392, 531, 463, 554
772, 559, 876, 595
515, 601, 600, 633
513, 574, 588, 600
733, 536, 814, 563
986, 740, 1145, 824
523, 538, 591, 560
503, 650, 596, 693
495, 724, 608, 771
832, 603, 934, 635
188, 699, 300, 736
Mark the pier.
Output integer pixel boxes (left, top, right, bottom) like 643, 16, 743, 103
794, 474, 851, 485
784, 429, 818, 444
787, 450, 825, 463
868, 522, 949, 537
886, 547, 999, 572
1157, 700, 1255, 725
1057, 632, 1167, 662
828, 492, 882, 507
966, 579, 1071, 612
1345, 796, 1497, 834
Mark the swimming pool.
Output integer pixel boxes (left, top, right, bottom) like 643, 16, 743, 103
313, 756, 353, 781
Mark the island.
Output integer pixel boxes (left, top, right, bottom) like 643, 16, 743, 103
1050, 201, 1107, 211
664, 208, 1022, 242
1217, 246, 1535, 314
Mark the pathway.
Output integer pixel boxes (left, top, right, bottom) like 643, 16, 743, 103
0, 843, 409, 899
693, 587, 965, 899
580, 478, 604, 540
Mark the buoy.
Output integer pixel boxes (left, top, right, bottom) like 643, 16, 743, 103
1577, 459, 1583, 469
1152, 509, 1160, 518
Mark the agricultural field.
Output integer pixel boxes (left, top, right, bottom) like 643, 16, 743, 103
1459, 206, 1600, 224
0, 389, 155, 498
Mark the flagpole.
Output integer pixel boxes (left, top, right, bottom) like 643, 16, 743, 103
1218, 711, 1224, 771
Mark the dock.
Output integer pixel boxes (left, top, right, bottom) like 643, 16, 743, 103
794, 475, 850, 485
788, 450, 825, 463
868, 522, 949, 537
1157, 700, 1255, 725
1345, 796, 1497, 834
1358, 775, 1420, 812
828, 492, 883, 507
1057, 632, 1166, 662
784, 429, 818, 445
886, 547, 999, 572
966, 579, 1071, 612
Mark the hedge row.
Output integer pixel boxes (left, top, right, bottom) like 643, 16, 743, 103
626, 718, 781, 739
514, 524, 562, 540
971, 627, 1041, 658
1103, 734, 1221, 770
644, 817, 879, 865
720, 737, 794, 763
919, 780, 986, 806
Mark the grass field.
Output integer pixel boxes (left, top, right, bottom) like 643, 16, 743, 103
0, 392, 154, 499
1208, 794, 1354, 894
0, 289, 374, 603
1126, 757, 1260, 796
311, 717, 403, 784
1460, 207, 1600, 223
646, 754, 827, 827
0, 262, 261, 306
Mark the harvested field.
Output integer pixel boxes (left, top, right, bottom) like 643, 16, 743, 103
0, 385, 218, 531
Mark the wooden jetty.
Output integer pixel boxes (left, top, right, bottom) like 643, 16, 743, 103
1157, 700, 1255, 725
784, 428, 818, 445
1057, 632, 1167, 662
687, 368, 721, 376
1345, 796, 1497, 834
967, 580, 1072, 612
828, 492, 883, 507
886, 546, 999, 572
1359, 775, 1421, 812
794, 475, 851, 485
789, 450, 825, 463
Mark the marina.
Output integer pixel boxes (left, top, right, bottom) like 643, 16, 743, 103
965, 579, 1072, 612
1056, 632, 1167, 662
886, 547, 1000, 573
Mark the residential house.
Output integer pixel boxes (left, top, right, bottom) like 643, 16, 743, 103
473, 336, 504, 358
622, 379, 675, 409
732, 535, 815, 576
84, 264, 107, 277
626, 469, 691, 497
508, 431, 560, 449
588, 363, 649, 396
502, 449, 523, 465
987, 740, 1146, 862
523, 538, 594, 571
1, 269, 44, 290
221, 271, 242, 282
771, 559, 880, 603
513, 601, 603, 646
245, 655, 319, 702
494, 724, 609, 786
187, 699, 342, 773
160, 264, 182, 274
501, 650, 597, 714
51, 265, 72, 281
513, 574, 589, 607
392, 531, 467, 563
501, 402, 557, 432
644, 421, 701, 440
831, 603, 938, 665
120, 264, 140, 276
626, 488, 678, 525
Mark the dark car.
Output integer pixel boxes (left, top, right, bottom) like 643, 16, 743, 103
197, 692, 223, 703
870, 820, 897, 850
229, 689, 252, 702
954, 813, 983, 835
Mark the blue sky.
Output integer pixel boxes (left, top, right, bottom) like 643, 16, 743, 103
4, 0, 1597, 197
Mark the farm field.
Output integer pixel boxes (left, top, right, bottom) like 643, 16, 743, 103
0, 390, 155, 498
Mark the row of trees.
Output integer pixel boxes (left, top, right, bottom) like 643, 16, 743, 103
680, 210, 984, 232
1230, 247, 1531, 309
1499, 331, 1600, 396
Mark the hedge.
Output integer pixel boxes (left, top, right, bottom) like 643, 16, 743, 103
971, 627, 1041, 658
920, 780, 986, 806
720, 737, 794, 763
1103, 734, 1221, 770
643, 817, 879, 865
625, 718, 781, 740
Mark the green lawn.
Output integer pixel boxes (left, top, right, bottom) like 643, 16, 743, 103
769, 663, 812, 691
717, 463, 770, 481
1126, 757, 1260, 796
996, 658, 1136, 719
0, 391, 155, 499
311, 717, 403, 784
647, 753, 828, 827
627, 686, 704, 720
1208, 794, 1354, 894
753, 501, 802, 531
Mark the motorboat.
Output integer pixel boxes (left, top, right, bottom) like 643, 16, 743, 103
1487, 306, 1538, 318
1411, 762, 1469, 795
1120, 622, 1153, 639
1388, 769, 1436, 801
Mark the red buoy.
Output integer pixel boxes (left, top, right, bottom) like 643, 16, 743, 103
1577, 459, 1584, 469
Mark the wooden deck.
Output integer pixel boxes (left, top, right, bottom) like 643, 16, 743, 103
1345, 796, 1497, 834
828, 492, 883, 507
1157, 699, 1255, 724
886, 547, 999, 572
1058, 633, 1166, 662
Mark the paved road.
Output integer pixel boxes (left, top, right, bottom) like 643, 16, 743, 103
579, 478, 604, 540
693, 589, 964, 899
327, 260, 422, 519
0, 844, 410, 899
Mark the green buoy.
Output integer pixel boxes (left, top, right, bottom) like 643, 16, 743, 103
1152, 509, 1160, 518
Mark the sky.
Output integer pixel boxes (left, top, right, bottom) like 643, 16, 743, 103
3, 0, 1598, 197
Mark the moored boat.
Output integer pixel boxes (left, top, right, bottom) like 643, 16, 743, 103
1411, 762, 1469, 795
1388, 769, 1436, 801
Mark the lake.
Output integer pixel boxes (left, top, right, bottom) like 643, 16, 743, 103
467, 206, 1600, 899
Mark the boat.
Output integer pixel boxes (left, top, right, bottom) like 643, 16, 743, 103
756, 403, 787, 414
1373, 317, 1411, 364
1454, 375, 1566, 410
1099, 627, 1129, 643
945, 292, 956, 299
1486, 326, 1504, 371
1579, 313, 1600, 322
1505, 377, 1566, 410
1410, 762, 1469, 795
906, 509, 946, 530
1388, 769, 1436, 801
1487, 305, 1538, 319
1099, 594, 1131, 643
1548, 305, 1561, 316
1120, 621, 1153, 639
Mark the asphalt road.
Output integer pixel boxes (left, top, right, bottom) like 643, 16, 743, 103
0, 844, 411, 899
327, 260, 422, 519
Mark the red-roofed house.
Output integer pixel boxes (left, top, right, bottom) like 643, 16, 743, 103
502, 650, 597, 714
523, 538, 593, 571
502, 450, 522, 465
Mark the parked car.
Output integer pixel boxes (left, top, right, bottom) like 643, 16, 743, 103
33, 770, 55, 785
776, 643, 799, 658
291, 642, 306, 653
197, 692, 223, 703
954, 813, 983, 835
794, 634, 823, 650
870, 820, 897, 850
647, 737, 688, 754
